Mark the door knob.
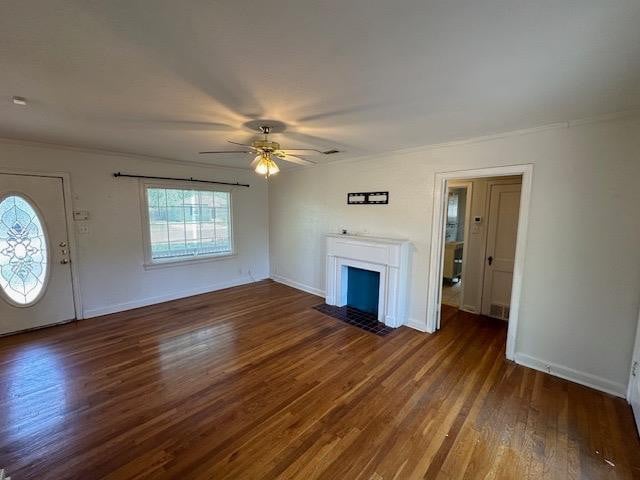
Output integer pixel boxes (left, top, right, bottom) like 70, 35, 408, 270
59, 241, 67, 248
60, 258, 69, 265
487, 256, 493, 266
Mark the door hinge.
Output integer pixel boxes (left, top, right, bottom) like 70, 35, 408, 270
633, 361, 639, 377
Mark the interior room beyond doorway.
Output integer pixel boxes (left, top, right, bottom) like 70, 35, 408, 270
440, 175, 523, 320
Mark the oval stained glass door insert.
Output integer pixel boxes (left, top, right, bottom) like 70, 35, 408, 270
0, 195, 49, 306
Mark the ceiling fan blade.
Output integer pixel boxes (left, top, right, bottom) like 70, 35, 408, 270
278, 154, 317, 166
199, 150, 252, 154
228, 140, 257, 150
281, 148, 340, 156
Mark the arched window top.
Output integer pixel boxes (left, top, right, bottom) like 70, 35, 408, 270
0, 194, 49, 306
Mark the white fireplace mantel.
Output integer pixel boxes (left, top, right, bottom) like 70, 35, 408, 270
325, 234, 410, 328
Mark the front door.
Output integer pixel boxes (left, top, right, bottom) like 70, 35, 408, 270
481, 182, 521, 320
0, 174, 75, 335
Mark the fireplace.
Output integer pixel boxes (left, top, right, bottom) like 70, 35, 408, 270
325, 234, 410, 327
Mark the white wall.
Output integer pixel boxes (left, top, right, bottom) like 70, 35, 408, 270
0, 140, 270, 318
269, 116, 640, 396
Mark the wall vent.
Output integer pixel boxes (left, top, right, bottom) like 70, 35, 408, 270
489, 303, 510, 320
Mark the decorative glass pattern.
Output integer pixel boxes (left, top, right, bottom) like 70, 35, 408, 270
146, 187, 232, 262
0, 195, 49, 305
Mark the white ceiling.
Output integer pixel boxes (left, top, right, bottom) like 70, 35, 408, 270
1, 0, 639, 169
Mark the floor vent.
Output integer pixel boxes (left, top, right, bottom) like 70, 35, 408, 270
489, 303, 510, 320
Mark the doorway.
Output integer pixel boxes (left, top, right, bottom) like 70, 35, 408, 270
427, 165, 533, 360
0, 173, 77, 335
441, 182, 471, 309
439, 177, 522, 318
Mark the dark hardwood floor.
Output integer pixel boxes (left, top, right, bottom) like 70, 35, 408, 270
0, 280, 638, 479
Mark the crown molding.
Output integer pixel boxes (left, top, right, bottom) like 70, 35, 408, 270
310, 108, 640, 171
0, 136, 252, 173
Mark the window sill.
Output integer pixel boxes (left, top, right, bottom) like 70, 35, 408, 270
143, 252, 236, 270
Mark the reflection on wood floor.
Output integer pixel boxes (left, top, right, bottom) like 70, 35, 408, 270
0, 281, 638, 479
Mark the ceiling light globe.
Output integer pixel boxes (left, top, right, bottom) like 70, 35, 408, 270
268, 159, 280, 175
255, 158, 269, 175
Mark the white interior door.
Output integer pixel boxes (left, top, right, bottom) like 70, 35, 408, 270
0, 174, 75, 335
481, 183, 521, 319
630, 312, 640, 434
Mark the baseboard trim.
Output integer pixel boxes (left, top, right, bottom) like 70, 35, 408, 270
270, 274, 325, 297
460, 305, 480, 314
405, 318, 429, 332
514, 352, 627, 398
83, 275, 266, 318
0, 318, 77, 337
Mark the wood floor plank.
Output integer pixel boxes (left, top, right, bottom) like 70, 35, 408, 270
0, 281, 638, 479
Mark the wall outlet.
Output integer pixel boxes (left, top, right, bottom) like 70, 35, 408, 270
78, 224, 90, 235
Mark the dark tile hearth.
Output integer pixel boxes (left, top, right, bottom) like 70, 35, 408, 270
313, 303, 394, 336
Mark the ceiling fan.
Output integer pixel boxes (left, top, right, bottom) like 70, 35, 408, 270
199, 125, 340, 177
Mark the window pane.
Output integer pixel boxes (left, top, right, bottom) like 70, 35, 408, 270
147, 188, 165, 208
214, 192, 229, 208
0, 195, 49, 305
200, 221, 216, 239
149, 216, 169, 244
165, 189, 184, 206
146, 187, 232, 262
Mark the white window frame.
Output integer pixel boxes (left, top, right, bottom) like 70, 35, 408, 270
139, 180, 236, 269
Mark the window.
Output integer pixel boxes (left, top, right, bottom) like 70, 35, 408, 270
142, 184, 234, 265
0, 194, 49, 305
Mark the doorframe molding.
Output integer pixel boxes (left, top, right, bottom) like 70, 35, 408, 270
426, 164, 534, 361
628, 308, 640, 404
0, 168, 83, 319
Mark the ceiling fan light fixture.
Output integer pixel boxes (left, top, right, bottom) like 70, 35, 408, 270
199, 122, 330, 171
254, 154, 280, 176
